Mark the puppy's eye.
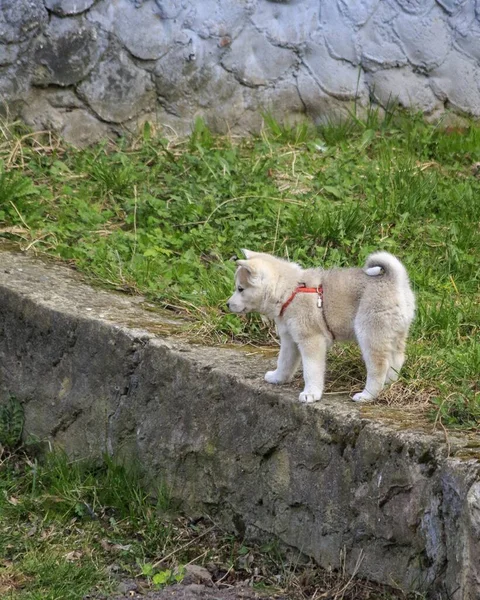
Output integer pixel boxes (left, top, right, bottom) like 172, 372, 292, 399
237, 286, 244, 293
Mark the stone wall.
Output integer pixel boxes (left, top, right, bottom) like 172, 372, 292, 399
1, 0, 480, 144
0, 251, 479, 599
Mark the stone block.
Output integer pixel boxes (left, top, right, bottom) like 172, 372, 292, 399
357, 1, 408, 71
394, 0, 435, 15
32, 16, 104, 87
44, 0, 95, 16
393, 6, 452, 70
88, 0, 184, 61
430, 50, 480, 115
296, 67, 356, 124
303, 36, 366, 100
0, 65, 31, 106
436, 0, 468, 15
21, 93, 67, 132
221, 26, 298, 87
0, 0, 48, 44
20, 90, 109, 148
154, 35, 243, 122
0, 44, 20, 67
454, 19, 480, 62
249, 78, 306, 126
338, 0, 381, 27
369, 67, 441, 113
77, 45, 155, 123
252, 0, 320, 46
185, 0, 250, 39
61, 109, 111, 147
321, 1, 359, 64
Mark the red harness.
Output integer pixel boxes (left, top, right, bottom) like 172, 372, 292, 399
279, 284, 335, 339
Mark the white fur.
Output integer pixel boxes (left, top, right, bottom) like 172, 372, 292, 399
227, 250, 415, 403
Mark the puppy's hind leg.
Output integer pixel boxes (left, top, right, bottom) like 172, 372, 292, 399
265, 328, 301, 385
386, 333, 407, 384
353, 334, 390, 403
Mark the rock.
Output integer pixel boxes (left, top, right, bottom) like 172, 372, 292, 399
0, 0, 48, 44
154, 35, 244, 127
454, 19, 480, 63
303, 36, 367, 100
182, 565, 213, 586
295, 68, 352, 124
20, 90, 110, 147
0, 64, 31, 107
184, 0, 250, 40
221, 26, 298, 87
393, 5, 451, 70
252, 0, 320, 46
430, 51, 480, 116
77, 44, 155, 123
394, 0, 435, 15
61, 109, 111, 148
44, 0, 95, 16
115, 578, 139, 595
88, 0, 183, 61
32, 16, 105, 87
357, 2, 408, 71
249, 78, 306, 131
338, 0, 381, 27
369, 67, 441, 113
153, 0, 185, 20
321, 1, 359, 64
21, 93, 66, 132
0, 43, 20, 67
436, 0, 468, 15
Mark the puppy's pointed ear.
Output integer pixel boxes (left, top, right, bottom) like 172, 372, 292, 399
235, 259, 256, 275
241, 249, 258, 259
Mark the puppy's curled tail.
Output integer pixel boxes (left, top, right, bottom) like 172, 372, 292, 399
364, 251, 409, 282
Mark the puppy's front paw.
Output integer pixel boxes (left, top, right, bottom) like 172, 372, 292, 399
265, 370, 285, 385
352, 391, 375, 403
299, 390, 322, 403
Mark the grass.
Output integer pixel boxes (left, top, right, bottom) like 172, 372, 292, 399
0, 111, 479, 429
0, 445, 423, 600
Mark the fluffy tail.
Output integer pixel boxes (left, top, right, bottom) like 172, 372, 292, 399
364, 251, 409, 281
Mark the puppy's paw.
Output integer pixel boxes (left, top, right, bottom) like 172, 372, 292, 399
352, 391, 375, 403
265, 370, 285, 385
299, 390, 322, 403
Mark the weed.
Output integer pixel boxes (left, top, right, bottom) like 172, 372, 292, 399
0, 397, 24, 448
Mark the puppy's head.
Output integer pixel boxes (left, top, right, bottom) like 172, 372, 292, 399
227, 250, 271, 315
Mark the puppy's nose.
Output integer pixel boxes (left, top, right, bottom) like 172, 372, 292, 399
226, 301, 230, 309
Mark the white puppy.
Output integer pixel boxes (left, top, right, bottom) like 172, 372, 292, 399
227, 250, 415, 403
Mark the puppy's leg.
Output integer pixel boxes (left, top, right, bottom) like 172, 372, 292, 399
386, 334, 407, 384
353, 340, 390, 402
297, 335, 327, 403
265, 329, 300, 384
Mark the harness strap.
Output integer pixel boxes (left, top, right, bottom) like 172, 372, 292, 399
279, 284, 335, 339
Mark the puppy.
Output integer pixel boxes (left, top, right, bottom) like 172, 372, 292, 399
227, 250, 415, 403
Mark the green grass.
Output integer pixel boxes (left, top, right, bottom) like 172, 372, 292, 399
0, 111, 479, 428
0, 447, 419, 600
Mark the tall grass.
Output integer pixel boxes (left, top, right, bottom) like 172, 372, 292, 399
0, 111, 478, 427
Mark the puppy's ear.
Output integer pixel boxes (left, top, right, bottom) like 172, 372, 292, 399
236, 259, 256, 274
241, 249, 258, 259
237, 259, 263, 283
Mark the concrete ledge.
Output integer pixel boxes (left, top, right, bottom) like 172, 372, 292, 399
0, 252, 478, 599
